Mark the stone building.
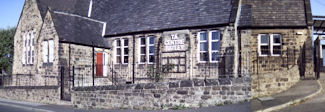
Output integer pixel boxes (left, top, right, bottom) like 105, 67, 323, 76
239, 0, 315, 97
0, 0, 315, 109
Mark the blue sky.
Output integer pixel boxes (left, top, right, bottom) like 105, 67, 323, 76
0, 0, 324, 29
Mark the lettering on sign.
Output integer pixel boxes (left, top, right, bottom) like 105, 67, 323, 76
164, 34, 185, 51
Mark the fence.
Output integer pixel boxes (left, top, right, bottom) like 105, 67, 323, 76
0, 75, 12, 86
71, 49, 253, 87
253, 47, 299, 74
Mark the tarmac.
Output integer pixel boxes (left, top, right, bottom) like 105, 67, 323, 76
252, 78, 322, 112
276, 73, 325, 112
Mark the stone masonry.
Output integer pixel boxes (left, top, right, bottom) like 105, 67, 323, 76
0, 86, 60, 105
240, 29, 313, 97
106, 26, 241, 84
72, 77, 251, 110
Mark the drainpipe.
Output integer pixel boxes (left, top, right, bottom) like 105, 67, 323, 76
233, 0, 242, 78
132, 35, 136, 84
92, 41, 95, 86
68, 43, 71, 87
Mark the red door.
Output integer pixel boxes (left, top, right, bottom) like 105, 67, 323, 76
96, 53, 103, 77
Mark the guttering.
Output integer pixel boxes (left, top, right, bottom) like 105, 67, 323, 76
238, 25, 309, 30
104, 23, 230, 38
59, 40, 111, 49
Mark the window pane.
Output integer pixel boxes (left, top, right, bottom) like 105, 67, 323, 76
116, 48, 121, 55
273, 46, 282, 55
48, 40, 54, 62
28, 39, 30, 46
124, 56, 129, 63
261, 35, 269, 44
212, 52, 220, 61
200, 32, 208, 41
200, 52, 208, 61
140, 47, 146, 54
140, 55, 146, 63
116, 40, 121, 46
212, 31, 220, 40
141, 38, 146, 45
200, 42, 208, 51
32, 51, 34, 63
124, 48, 129, 55
212, 42, 220, 51
273, 35, 281, 44
124, 39, 128, 46
149, 37, 155, 44
149, 55, 155, 63
149, 46, 155, 53
261, 46, 269, 55
28, 51, 30, 63
116, 56, 121, 63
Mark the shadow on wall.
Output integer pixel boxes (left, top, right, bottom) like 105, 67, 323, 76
298, 43, 306, 78
218, 47, 235, 78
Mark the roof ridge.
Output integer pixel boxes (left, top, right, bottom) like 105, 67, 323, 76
53, 11, 106, 24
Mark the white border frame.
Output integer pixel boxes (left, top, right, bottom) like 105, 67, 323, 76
270, 34, 282, 56
210, 30, 220, 63
197, 31, 208, 63
138, 36, 155, 64
258, 34, 269, 57
258, 34, 282, 57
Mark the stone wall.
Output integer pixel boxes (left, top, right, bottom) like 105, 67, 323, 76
240, 29, 312, 97
251, 66, 300, 97
0, 86, 60, 104
106, 26, 240, 84
72, 77, 251, 110
12, 0, 46, 86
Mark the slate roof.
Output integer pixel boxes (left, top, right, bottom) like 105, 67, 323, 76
50, 11, 110, 48
91, 0, 238, 36
239, 0, 312, 28
36, 0, 90, 19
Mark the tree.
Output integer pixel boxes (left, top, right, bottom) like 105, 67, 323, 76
0, 27, 15, 75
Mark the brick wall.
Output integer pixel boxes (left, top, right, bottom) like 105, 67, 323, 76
72, 77, 251, 110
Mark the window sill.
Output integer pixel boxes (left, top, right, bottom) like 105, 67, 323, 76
23, 64, 34, 66
95, 76, 109, 79
258, 54, 281, 57
42, 63, 53, 66
138, 63, 155, 65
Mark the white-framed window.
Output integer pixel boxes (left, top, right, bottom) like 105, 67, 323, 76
198, 30, 221, 63
258, 34, 282, 56
271, 34, 282, 56
139, 36, 155, 64
23, 31, 34, 65
114, 38, 129, 64
48, 40, 54, 62
210, 31, 221, 62
43, 40, 55, 63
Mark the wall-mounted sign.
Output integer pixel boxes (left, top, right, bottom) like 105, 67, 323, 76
162, 30, 189, 52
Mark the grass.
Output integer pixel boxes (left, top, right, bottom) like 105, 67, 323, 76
171, 104, 186, 110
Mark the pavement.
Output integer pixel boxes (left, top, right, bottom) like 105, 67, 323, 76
0, 98, 251, 112
251, 79, 321, 112
276, 73, 325, 112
